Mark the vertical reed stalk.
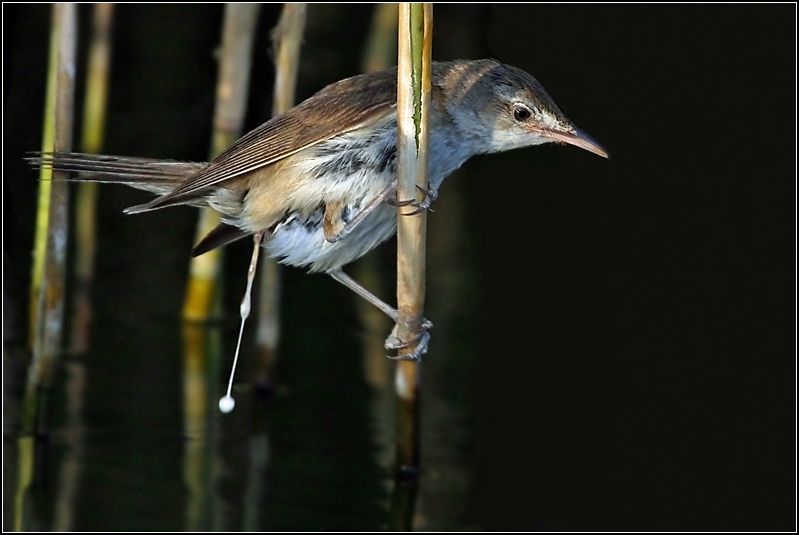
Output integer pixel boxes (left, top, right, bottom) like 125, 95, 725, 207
52, 11, 112, 525
237, 7, 305, 528
17, 3, 77, 531
182, 5, 261, 322
254, 2, 307, 390
70, 3, 114, 354
361, 3, 399, 75
391, 3, 432, 530
358, 2, 400, 500
26, 1, 78, 427
182, 4, 261, 530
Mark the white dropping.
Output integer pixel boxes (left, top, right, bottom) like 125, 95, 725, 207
218, 395, 235, 413
219, 232, 264, 413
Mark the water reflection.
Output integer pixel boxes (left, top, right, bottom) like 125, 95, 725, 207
7, 282, 396, 531
5, 188, 478, 531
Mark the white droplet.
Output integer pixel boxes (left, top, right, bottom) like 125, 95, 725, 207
218, 395, 236, 413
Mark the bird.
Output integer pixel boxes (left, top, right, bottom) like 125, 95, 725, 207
29, 58, 608, 363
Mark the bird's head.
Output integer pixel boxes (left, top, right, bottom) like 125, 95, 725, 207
437, 59, 608, 159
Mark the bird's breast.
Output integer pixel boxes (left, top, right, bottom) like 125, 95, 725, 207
238, 112, 475, 272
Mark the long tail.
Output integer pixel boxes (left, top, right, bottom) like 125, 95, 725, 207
27, 151, 208, 211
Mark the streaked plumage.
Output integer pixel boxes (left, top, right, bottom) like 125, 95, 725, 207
29, 59, 608, 358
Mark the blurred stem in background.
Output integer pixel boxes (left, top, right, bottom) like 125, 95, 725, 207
53, 5, 115, 530
70, 3, 113, 355
254, 2, 307, 396
244, 3, 306, 531
357, 1, 399, 507
18, 2, 78, 531
182, 3, 262, 531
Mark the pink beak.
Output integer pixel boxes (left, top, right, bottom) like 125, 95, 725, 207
530, 125, 609, 159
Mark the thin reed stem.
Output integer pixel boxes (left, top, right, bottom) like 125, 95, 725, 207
26, 1, 78, 426
181, 3, 261, 528
182, 3, 262, 322
17, 4, 78, 530
254, 3, 307, 389
71, 3, 114, 354
391, 3, 433, 531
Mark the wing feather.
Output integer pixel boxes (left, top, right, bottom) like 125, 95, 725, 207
144, 67, 399, 210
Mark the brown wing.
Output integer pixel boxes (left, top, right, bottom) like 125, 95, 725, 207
140, 67, 399, 211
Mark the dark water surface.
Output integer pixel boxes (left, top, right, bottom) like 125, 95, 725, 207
5, 260, 478, 531
4, 172, 481, 530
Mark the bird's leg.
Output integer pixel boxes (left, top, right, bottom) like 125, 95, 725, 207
327, 268, 396, 318
327, 268, 432, 361
325, 182, 397, 243
327, 181, 440, 244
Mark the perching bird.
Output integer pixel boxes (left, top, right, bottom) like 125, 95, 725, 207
30, 58, 608, 362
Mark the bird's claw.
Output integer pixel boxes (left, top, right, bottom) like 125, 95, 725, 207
386, 330, 430, 362
389, 183, 439, 215
384, 319, 433, 362
403, 183, 439, 216
386, 195, 415, 207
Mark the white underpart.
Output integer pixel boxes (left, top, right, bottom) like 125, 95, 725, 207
264, 113, 475, 273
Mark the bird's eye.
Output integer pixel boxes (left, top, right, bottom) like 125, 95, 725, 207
513, 105, 532, 122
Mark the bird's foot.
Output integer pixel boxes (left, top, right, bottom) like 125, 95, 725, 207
403, 183, 439, 216
387, 183, 438, 215
384, 318, 433, 362
386, 192, 415, 207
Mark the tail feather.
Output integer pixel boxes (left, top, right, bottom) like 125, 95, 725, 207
191, 222, 251, 257
27, 152, 207, 198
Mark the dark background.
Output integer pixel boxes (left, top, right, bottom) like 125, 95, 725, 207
3, 4, 795, 532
